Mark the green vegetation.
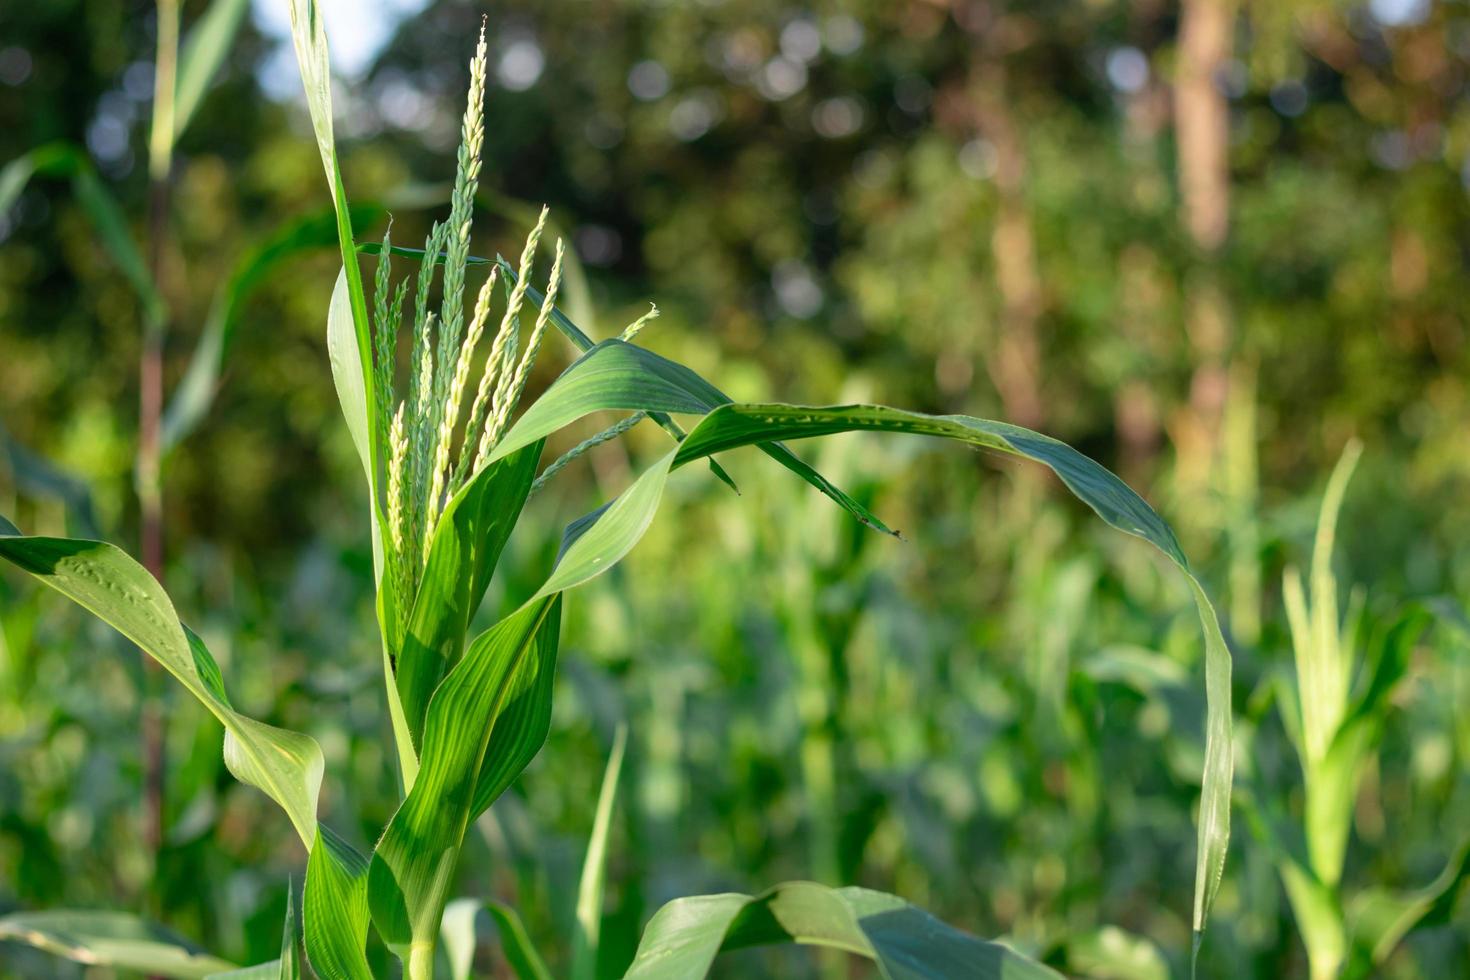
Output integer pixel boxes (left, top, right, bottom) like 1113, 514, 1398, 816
1, 1, 1467, 978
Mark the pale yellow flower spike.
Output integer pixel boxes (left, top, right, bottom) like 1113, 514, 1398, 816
488, 207, 550, 423
425, 267, 500, 546
386, 402, 409, 599
480, 237, 565, 469
620, 304, 659, 342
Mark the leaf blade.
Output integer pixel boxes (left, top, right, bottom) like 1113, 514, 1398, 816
624, 882, 1062, 980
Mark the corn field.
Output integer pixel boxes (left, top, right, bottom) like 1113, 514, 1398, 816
0, 1, 1467, 978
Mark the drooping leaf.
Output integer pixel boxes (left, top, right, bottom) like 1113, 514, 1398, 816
0, 518, 372, 978
623, 882, 1062, 980
486, 369, 1232, 946
0, 526, 323, 844
369, 597, 563, 956
572, 723, 628, 980
0, 910, 235, 978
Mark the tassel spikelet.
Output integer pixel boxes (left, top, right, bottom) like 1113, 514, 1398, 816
425, 266, 499, 552
372, 224, 396, 443
488, 206, 550, 427
362, 35, 642, 613
530, 411, 647, 494
481, 238, 564, 469
620, 304, 659, 342
387, 403, 408, 556
433, 21, 489, 418
406, 221, 450, 569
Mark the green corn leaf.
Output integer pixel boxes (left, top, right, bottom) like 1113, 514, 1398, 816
0, 910, 235, 978
394, 442, 544, 755
0, 518, 373, 978
572, 723, 628, 980
327, 267, 418, 788
369, 597, 563, 962
173, 0, 251, 143
467, 595, 563, 818
0, 525, 323, 844
496, 260, 737, 497
623, 881, 1062, 979
286, 0, 376, 486
485, 366, 1232, 948
440, 899, 553, 980
496, 338, 892, 535
304, 827, 373, 980
163, 204, 384, 451
280, 878, 303, 980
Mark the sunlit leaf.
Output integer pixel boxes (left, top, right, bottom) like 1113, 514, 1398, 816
370, 598, 563, 957
624, 881, 1062, 979
486, 351, 1232, 947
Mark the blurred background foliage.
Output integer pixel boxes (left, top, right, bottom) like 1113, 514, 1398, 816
1, 0, 1468, 976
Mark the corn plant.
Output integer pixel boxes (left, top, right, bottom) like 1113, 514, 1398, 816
1242, 443, 1470, 979
0, 6, 1237, 977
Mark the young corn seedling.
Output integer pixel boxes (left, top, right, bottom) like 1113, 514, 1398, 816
0, 6, 1238, 977
1245, 443, 1470, 980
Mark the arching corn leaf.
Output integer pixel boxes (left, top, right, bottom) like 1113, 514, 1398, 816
486, 353, 1232, 948
497, 337, 892, 536
623, 882, 1061, 980
0, 518, 372, 979
0, 524, 323, 845
0, 910, 235, 978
